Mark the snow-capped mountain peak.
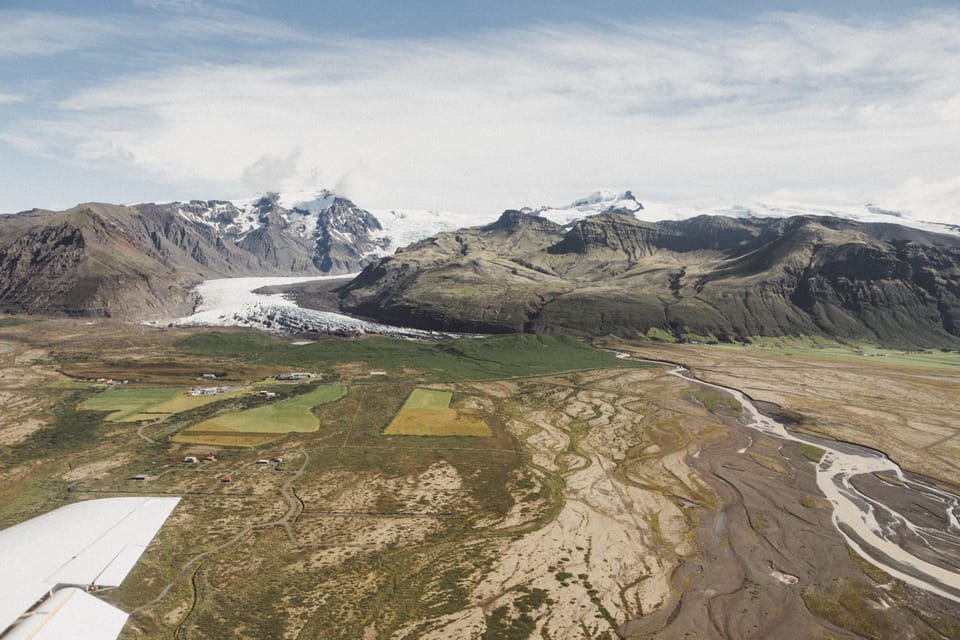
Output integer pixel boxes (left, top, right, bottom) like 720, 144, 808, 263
567, 189, 643, 211
536, 189, 645, 226
159, 187, 958, 282
155, 189, 488, 276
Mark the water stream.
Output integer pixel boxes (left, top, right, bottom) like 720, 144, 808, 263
622, 354, 960, 604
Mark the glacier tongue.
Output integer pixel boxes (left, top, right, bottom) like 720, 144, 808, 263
173, 276, 443, 338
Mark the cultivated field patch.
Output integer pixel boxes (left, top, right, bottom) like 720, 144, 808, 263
173, 384, 347, 446
79, 387, 182, 421
385, 388, 491, 436
79, 386, 249, 422
402, 388, 453, 410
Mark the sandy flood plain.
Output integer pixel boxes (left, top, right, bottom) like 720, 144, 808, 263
388, 363, 960, 639
2, 319, 958, 639
601, 339, 960, 639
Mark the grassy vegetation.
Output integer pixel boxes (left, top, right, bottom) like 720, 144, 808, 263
2, 391, 103, 466
643, 326, 676, 342
679, 331, 719, 344
385, 388, 492, 436
797, 443, 826, 463
134, 388, 249, 415
384, 408, 492, 436
177, 332, 653, 380
801, 578, 890, 640
78, 385, 256, 422
402, 388, 453, 410
177, 384, 346, 439
79, 387, 182, 421
170, 433, 279, 447
1, 390, 110, 524
710, 337, 960, 370
0, 317, 29, 327
696, 389, 742, 417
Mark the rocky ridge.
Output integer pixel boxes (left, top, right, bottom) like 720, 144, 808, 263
338, 210, 960, 348
3, 189, 959, 348
0, 191, 470, 318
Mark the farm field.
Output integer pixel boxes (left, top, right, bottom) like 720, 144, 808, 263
401, 388, 453, 409
385, 387, 491, 436
173, 384, 347, 446
0, 320, 957, 640
384, 408, 491, 436
79, 387, 182, 421
79, 386, 249, 422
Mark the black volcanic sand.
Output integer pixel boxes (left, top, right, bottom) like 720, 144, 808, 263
622, 421, 960, 639
848, 471, 960, 576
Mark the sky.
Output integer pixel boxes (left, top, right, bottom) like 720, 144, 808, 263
1, 1, 959, 223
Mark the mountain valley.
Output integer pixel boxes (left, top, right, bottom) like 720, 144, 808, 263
4, 189, 958, 350
2, 188, 960, 638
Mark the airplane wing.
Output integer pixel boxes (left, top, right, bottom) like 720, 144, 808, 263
0, 496, 180, 640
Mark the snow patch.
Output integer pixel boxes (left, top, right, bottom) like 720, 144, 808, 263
370, 208, 483, 254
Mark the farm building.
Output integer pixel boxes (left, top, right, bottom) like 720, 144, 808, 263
188, 386, 226, 397
276, 372, 316, 381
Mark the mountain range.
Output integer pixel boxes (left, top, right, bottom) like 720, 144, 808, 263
0, 191, 473, 317
336, 209, 960, 347
1, 190, 958, 348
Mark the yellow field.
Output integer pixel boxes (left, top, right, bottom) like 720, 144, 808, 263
385, 408, 491, 436
144, 389, 247, 413
80, 386, 246, 422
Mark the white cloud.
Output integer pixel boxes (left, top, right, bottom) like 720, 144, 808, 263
0, 7, 308, 59
4, 10, 960, 221
0, 11, 121, 56
882, 176, 960, 224
241, 148, 304, 193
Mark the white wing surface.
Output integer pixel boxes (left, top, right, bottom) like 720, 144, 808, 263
0, 496, 179, 640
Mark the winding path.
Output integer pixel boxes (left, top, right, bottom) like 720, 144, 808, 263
132, 448, 311, 619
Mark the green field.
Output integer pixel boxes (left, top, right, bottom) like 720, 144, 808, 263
78, 386, 248, 422
79, 387, 183, 421
181, 384, 347, 434
177, 332, 654, 381
402, 388, 453, 409
385, 387, 491, 436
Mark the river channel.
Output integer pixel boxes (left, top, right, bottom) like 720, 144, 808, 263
625, 355, 960, 605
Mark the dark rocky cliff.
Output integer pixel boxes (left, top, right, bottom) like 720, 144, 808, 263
340, 212, 960, 348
